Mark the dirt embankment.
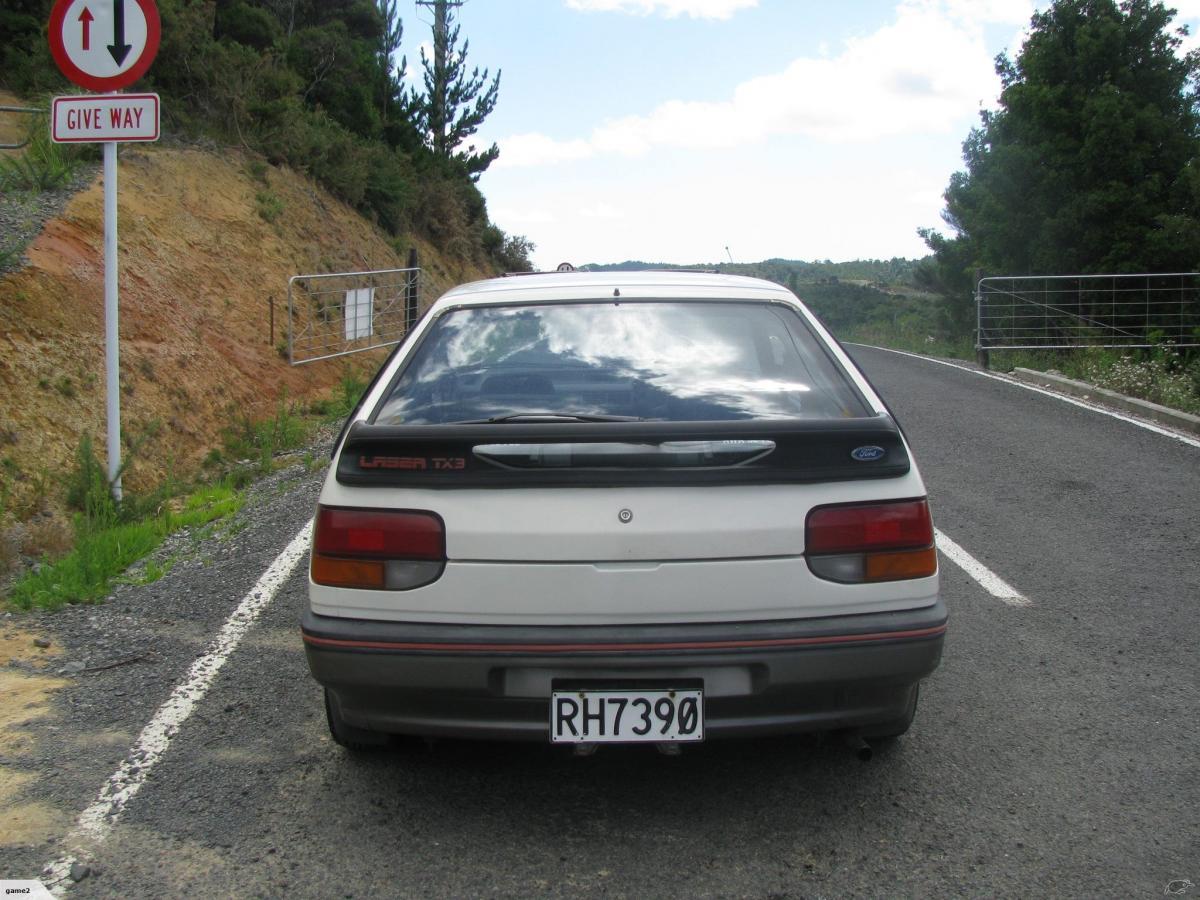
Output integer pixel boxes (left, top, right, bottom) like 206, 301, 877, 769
0, 128, 489, 528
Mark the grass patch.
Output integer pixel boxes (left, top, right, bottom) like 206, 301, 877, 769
118, 556, 175, 587
221, 392, 307, 474
837, 324, 976, 361
5, 362, 376, 610
8, 480, 242, 610
0, 111, 88, 193
841, 324, 1200, 416
220, 367, 369, 475
255, 190, 284, 223
0, 242, 19, 270
989, 345, 1200, 415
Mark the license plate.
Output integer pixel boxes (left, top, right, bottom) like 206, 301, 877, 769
550, 689, 704, 743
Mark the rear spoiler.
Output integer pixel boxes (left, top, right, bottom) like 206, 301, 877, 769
336, 415, 910, 488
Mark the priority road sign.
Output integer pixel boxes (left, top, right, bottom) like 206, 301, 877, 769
48, 0, 161, 92
51, 94, 159, 143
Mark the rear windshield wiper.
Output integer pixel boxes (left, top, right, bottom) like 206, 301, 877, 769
452, 412, 648, 424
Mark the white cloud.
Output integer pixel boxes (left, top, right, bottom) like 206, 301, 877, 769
565, 0, 757, 20
495, 132, 594, 167
496, 157, 951, 270
939, 0, 1033, 25
579, 202, 623, 219
1167, 0, 1200, 52
402, 42, 433, 88
501, 0, 1020, 167
492, 207, 557, 225
1168, 0, 1200, 18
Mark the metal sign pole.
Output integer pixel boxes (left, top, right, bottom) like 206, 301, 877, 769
104, 139, 122, 502
46, 0, 162, 505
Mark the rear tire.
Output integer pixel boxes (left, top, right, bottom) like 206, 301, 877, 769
860, 685, 919, 740
325, 689, 390, 750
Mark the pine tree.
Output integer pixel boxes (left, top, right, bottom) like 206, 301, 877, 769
411, 0, 501, 178
375, 0, 407, 125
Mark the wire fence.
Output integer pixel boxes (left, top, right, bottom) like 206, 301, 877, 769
976, 273, 1200, 352
0, 104, 43, 150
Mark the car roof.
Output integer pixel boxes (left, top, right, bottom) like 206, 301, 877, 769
434, 270, 790, 307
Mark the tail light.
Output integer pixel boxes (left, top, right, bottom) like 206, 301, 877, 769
311, 506, 446, 590
805, 499, 936, 583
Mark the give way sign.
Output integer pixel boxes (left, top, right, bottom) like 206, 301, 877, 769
48, 0, 161, 92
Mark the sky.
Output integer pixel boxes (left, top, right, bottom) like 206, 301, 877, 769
396, 0, 1200, 269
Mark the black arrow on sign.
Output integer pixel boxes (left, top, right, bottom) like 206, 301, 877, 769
107, 0, 131, 66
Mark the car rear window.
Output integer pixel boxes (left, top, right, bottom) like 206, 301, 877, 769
373, 301, 870, 424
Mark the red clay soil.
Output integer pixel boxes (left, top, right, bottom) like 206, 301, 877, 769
0, 139, 488, 524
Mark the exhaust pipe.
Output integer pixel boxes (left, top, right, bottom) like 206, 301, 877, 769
839, 730, 873, 762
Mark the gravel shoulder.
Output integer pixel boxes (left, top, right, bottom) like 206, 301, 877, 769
0, 447, 327, 882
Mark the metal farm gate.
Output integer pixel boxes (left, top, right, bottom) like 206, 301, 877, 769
285, 264, 426, 365
976, 273, 1200, 363
0, 103, 44, 149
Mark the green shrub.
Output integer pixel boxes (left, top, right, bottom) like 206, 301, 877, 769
244, 157, 269, 184
256, 190, 284, 222
221, 392, 307, 473
0, 114, 83, 193
338, 368, 368, 415
64, 435, 118, 531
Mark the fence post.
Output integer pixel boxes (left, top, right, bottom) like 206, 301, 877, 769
268, 294, 274, 346
405, 247, 419, 331
975, 268, 990, 370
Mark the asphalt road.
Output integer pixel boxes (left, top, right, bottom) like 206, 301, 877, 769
3, 347, 1198, 898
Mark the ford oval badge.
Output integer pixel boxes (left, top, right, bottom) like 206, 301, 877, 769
851, 445, 886, 462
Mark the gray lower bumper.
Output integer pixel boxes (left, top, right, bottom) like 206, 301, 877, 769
303, 601, 946, 741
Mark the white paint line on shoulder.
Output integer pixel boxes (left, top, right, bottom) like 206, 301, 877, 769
41, 520, 314, 895
847, 343, 1200, 450
935, 527, 1030, 608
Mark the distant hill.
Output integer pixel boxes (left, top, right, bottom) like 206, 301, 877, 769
575, 256, 944, 349
579, 257, 929, 286
577, 261, 701, 272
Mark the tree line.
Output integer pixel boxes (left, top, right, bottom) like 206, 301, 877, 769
919, 0, 1200, 338
0, 0, 533, 272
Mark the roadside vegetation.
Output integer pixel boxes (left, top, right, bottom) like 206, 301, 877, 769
905, 0, 1200, 412
0, 109, 93, 193
1, 0, 532, 274
1, 367, 369, 611
714, 258, 1200, 417
610, 252, 1200, 414
723, 1, 1200, 418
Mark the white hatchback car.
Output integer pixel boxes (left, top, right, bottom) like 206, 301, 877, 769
303, 271, 945, 751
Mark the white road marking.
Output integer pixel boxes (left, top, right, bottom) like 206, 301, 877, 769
41, 520, 314, 895
848, 343, 1200, 450
935, 527, 1030, 607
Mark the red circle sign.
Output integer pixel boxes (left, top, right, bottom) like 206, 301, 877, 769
48, 0, 160, 92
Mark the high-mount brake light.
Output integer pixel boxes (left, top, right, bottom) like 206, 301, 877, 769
806, 500, 936, 583
312, 506, 446, 590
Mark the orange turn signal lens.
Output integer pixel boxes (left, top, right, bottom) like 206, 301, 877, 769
864, 546, 938, 582
311, 555, 386, 589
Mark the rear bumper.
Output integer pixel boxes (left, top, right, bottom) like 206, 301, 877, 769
302, 601, 946, 741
